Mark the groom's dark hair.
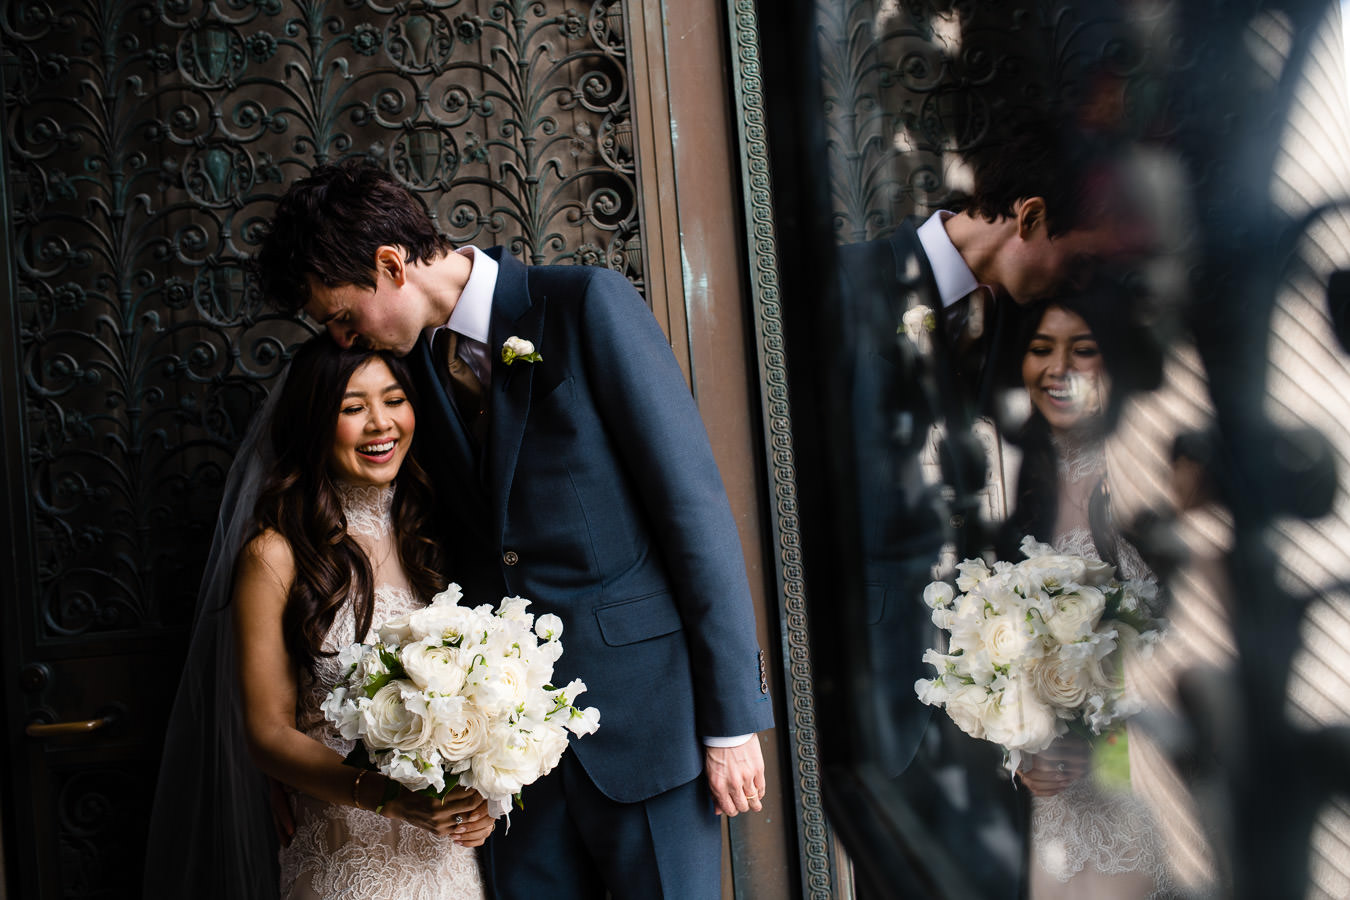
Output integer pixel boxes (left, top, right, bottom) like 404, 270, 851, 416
254, 159, 453, 314
953, 116, 1127, 239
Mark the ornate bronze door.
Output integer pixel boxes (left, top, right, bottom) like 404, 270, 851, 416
0, 2, 806, 896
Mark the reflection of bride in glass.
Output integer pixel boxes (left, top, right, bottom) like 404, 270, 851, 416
1002, 295, 1174, 898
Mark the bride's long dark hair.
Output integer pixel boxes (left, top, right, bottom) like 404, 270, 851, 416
252, 334, 446, 674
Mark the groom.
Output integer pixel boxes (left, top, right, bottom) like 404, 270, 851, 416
255, 161, 774, 898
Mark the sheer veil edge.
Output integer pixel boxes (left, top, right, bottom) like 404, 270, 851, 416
143, 381, 285, 900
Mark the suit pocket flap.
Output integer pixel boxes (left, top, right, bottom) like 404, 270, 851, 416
595, 593, 681, 646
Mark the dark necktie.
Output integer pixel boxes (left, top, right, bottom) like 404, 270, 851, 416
432, 329, 487, 443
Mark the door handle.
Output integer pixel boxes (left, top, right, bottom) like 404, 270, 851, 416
25, 710, 117, 738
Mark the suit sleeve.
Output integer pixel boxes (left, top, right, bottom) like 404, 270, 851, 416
574, 269, 775, 738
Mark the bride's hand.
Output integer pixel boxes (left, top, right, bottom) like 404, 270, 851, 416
1017, 735, 1090, 797
382, 785, 495, 845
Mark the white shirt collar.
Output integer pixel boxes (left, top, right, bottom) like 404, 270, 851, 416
915, 210, 979, 309
435, 246, 497, 343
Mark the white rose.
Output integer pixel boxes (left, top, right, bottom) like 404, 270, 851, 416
1030, 655, 1091, 711
901, 305, 935, 353
425, 695, 489, 765
361, 680, 431, 751
980, 613, 1039, 668
1080, 557, 1116, 586
376, 616, 414, 647
464, 656, 530, 716
503, 336, 535, 358
401, 638, 469, 695
462, 728, 544, 801
943, 683, 991, 741
983, 676, 1061, 753
354, 647, 392, 688
1046, 586, 1107, 644
405, 601, 476, 645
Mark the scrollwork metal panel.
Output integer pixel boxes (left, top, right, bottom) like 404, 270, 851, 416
2, 1, 646, 895
2, 0, 645, 645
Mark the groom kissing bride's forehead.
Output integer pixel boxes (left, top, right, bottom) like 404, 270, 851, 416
255, 160, 775, 899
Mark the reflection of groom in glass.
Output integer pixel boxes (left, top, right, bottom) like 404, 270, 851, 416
838, 121, 1148, 896
254, 161, 775, 900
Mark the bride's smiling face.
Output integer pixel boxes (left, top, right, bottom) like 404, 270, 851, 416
329, 357, 416, 487
1021, 305, 1108, 434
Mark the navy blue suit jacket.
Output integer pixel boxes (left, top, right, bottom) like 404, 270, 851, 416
408, 249, 774, 804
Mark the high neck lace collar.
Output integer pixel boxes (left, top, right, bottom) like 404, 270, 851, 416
335, 482, 395, 539
1049, 430, 1105, 485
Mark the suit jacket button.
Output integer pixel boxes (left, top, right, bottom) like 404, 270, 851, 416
503, 550, 519, 566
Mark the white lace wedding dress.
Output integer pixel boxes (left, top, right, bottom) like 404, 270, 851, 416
279, 483, 485, 900
1027, 435, 1175, 900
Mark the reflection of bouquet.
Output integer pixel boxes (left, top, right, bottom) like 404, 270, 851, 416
915, 536, 1162, 771
322, 585, 600, 816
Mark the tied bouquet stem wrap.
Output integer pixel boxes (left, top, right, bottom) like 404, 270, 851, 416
915, 536, 1164, 775
322, 584, 600, 818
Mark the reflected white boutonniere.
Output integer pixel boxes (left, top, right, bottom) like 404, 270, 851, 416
901, 304, 937, 355
501, 336, 542, 365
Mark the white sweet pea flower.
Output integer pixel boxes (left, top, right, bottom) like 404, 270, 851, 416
320, 686, 364, 742
565, 705, 601, 737
955, 558, 992, 592
431, 582, 465, 605
380, 749, 446, 794
497, 595, 532, 623
923, 581, 955, 609
534, 613, 564, 641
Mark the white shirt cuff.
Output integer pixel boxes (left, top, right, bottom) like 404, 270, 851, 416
702, 733, 754, 748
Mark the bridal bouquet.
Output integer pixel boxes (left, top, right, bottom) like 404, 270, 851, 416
322, 584, 600, 816
914, 536, 1162, 771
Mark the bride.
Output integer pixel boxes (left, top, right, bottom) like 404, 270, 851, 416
1005, 295, 1174, 899
146, 335, 493, 899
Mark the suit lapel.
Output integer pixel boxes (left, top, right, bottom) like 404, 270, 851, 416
483, 249, 544, 543
408, 333, 491, 523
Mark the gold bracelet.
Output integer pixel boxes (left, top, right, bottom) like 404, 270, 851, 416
352, 769, 367, 810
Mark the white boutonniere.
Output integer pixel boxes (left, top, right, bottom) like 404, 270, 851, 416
900, 304, 936, 354
501, 336, 542, 365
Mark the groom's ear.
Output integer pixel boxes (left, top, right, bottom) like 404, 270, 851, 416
1014, 197, 1048, 239
374, 245, 408, 286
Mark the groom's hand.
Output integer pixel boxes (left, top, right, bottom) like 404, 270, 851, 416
704, 738, 766, 817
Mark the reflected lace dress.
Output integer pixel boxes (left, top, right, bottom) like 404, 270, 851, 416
1028, 435, 1175, 900
279, 483, 485, 900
